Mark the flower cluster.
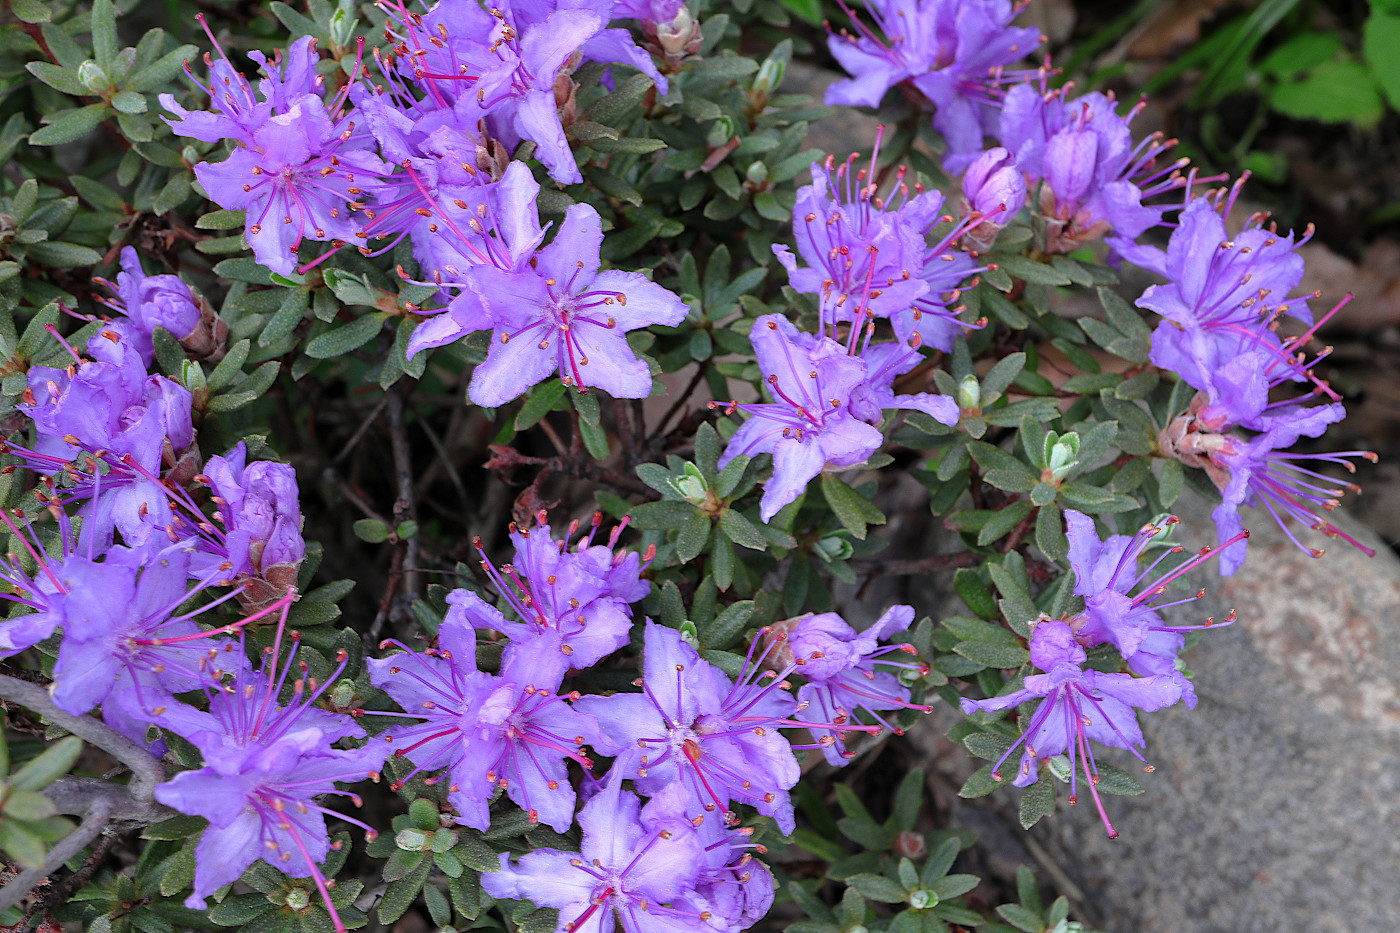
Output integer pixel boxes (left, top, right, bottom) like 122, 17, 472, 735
963, 511, 1245, 837
825, 0, 1040, 172
164, 4, 686, 408
368, 514, 929, 933
1135, 182, 1375, 573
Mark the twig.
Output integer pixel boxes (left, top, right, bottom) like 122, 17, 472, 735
651, 364, 708, 443
0, 676, 163, 801
386, 388, 421, 604
0, 802, 111, 914
332, 394, 389, 466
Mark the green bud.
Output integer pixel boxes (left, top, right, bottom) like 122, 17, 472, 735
285, 888, 312, 911
745, 161, 769, 185
673, 462, 708, 506
1044, 431, 1080, 482
678, 619, 701, 649
752, 57, 785, 98
813, 533, 854, 563
330, 0, 358, 48
395, 828, 430, 851
706, 116, 736, 150
78, 60, 110, 93
182, 359, 209, 411
956, 374, 980, 412
908, 890, 940, 910
328, 678, 356, 709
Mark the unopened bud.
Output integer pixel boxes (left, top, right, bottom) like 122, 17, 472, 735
78, 60, 110, 93
956, 374, 980, 413
908, 889, 940, 910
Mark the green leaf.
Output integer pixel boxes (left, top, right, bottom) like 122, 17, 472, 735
353, 519, 389, 544
26, 62, 86, 95
27, 241, 103, 268
1270, 58, 1384, 127
1364, 12, 1400, 109
304, 315, 384, 359
91, 0, 119, 67
1157, 459, 1184, 508
847, 873, 908, 904
11, 736, 82, 791
0, 818, 50, 869
718, 509, 766, 550
953, 641, 1029, 669
377, 855, 432, 924
197, 209, 247, 231
514, 380, 566, 430
777, 0, 823, 25
127, 45, 199, 92
820, 474, 886, 540
10, 0, 52, 22
30, 104, 109, 146
996, 255, 1072, 287
975, 499, 1032, 547
1017, 773, 1055, 830
585, 135, 667, 155
995, 903, 1046, 933
952, 569, 998, 620
676, 509, 711, 563
958, 764, 1002, 799
701, 600, 754, 650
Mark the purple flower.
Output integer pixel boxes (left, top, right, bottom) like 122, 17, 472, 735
1140, 192, 1315, 398
164, 35, 390, 275
47, 540, 255, 747
15, 332, 197, 547
959, 146, 1025, 251
960, 619, 1182, 838
716, 316, 956, 522
998, 82, 1186, 255
637, 782, 775, 931
825, 0, 1039, 172
149, 628, 386, 931
390, 0, 665, 186
575, 621, 801, 832
368, 616, 598, 832
1062, 510, 1245, 705
196, 442, 305, 611
90, 247, 225, 365
0, 508, 77, 658
773, 134, 983, 352
768, 605, 931, 766
1165, 403, 1376, 576
408, 202, 687, 406
450, 512, 648, 682
482, 771, 707, 933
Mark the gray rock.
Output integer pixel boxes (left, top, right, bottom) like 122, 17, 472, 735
1027, 505, 1400, 933
903, 504, 1400, 933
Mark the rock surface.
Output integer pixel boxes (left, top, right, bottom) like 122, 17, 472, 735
901, 504, 1400, 933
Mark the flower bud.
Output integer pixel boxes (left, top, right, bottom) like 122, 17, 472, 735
395, 828, 431, 851
960, 147, 1024, 253
956, 374, 981, 413
284, 888, 312, 911
1043, 430, 1080, 483
908, 890, 940, 910
79, 60, 110, 93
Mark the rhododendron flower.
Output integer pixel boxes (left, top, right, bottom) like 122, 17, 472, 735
960, 619, 1182, 838
408, 202, 686, 406
1063, 510, 1245, 705
826, 0, 1039, 172
150, 624, 386, 932
368, 614, 599, 832
576, 621, 802, 832
483, 773, 706, 933
771, 605, 931, 765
